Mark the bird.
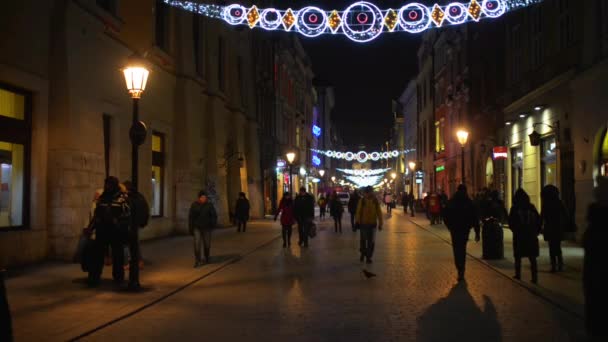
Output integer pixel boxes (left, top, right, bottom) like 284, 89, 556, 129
362, 269, 376, 278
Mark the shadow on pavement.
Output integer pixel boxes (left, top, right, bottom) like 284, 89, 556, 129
417, 282, 502, 342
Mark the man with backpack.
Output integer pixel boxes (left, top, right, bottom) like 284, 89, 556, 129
123, 180, 150, 291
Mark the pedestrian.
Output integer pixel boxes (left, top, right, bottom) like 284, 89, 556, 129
0, 269, 12, 342
508, 189, 541, 284
355, 186, 383, 263
122, 180, 150, 291
275, 192, 296, 247
89, 176, 131, 286
402, 191, 410, 214
583, 178, 608, 340
443, 184, 480, 282
408, 191, 416, 217
384, 192, 393, 214
428, 191, 442, 225
294, 187, 315, 248
234, 192, 250, 233
188, 190, 218, 267
318, 195, 327, 220
329, 191, 344, 233
348, 190, 361, 231
541, 185, 568, 272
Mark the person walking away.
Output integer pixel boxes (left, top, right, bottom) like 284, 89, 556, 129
508, 189, 541, 283
89, 176, 131, 286
122, 181, 150, 291
294, 187, 315, 248
583, 178, 608, 340
275, 192, 296, 247
408, 191, 416, 217
384, 192, 393, 214
402, 191, 410, 214
428, 192, 442, 225
189, 190, 218, 267
348, 190, 361, 231
443, 184, 480, 282
234, 192, 250, 233
317, 195, 327, 220
439, 189, 448, 223
541, 185, 568, 272
329, 191, 344, 233
355, 186, 383, 263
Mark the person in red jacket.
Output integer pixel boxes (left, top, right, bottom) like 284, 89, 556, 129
428, 192, 442, 225
275, 192, 296, 248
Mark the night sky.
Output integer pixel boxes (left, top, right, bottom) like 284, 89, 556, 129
286, 0, 433, 149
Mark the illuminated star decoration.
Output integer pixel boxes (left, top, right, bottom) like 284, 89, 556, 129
311, 149, 416, 163
337, 168, 392, 176
163, 0, 542, 43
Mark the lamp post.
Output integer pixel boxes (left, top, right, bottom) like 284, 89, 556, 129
286, 151, 296, 194
408, 161, 416, 194
456, 130, 469, 186
123, 54, 150, 192
391, 172, 397, 194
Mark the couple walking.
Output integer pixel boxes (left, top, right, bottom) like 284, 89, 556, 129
275, 187, 315, 248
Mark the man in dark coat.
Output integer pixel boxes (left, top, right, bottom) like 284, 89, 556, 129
508, 189, 540, 283
234, 192, 250, 233
189, 190, 218, 267
294, 187, 315, 247
348, 190, 361, 231
123, 180, 150, 291
443, 184, 480, 282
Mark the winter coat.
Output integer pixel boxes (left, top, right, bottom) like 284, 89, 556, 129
355, 196, 383, 226
294, 193, 315, 222
347, 193, 360, 213
541, 200, 568, 242
317, 198, 327, 209
276, 198, 296, 226
127, 190, 150, 228
188, 201, 218, 232
584, 201, 608, 336
329, 198, 344, 218
93, 191, 131, 243
234, 198, 250, 221
508, 203, 541, 258
443, 192, 479, 235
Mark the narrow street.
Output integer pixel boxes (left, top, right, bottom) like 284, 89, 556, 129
34, 212, 583, 341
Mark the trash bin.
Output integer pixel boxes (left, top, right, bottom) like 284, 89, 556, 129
482, 218, 504, 259
1, 269, 13, 342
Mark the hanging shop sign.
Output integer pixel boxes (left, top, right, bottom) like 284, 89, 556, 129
435, 165, 445, 172
492, 146, 508, 160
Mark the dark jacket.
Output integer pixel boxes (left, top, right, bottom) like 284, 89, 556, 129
443, 191, 479, 235
584, 201, 608, 337
128, 190, 150, 228
541, 200, 568, 242
188, 201, 218, 232
508, 203, 541, 258
276, 198, 295, 226
347, 193, 360, 213
329, 198, 344, 217
294, 192, 315, 222
234, 198, 250, 221
94, 191, 131, 242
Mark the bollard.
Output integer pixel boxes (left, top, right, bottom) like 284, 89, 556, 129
482, 218, 504, 260
1, 269, 14, 342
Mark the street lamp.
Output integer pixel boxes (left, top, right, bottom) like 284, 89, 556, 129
285, 151, 296, 194
456, 129, 469, 185
123, 54, 150, 192
408, 161, 416, 194
319, 169, 325, 177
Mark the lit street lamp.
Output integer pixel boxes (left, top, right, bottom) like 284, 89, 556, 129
286, 151, 296, 194
319, 169, 325, 177
456, 130, 469, 185
123, 54, 150, 192
408, 161, 416, 194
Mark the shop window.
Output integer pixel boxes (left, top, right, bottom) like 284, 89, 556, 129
435, 120, 445, 152
600, 129, 608, 177
541, 136, 557, 187
151, 132, 165, 217
0, 86, 30, 229
511, 147, 523, 198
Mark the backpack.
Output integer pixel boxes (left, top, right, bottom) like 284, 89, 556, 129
130, 191, 150, 228
95, 194, 130, 229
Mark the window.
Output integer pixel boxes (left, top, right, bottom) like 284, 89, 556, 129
541, 136, 558, 187
155, 0, 170, 51
435, 120, 445, 153
0, 86, 31, 229
530, 6, 543, 68
218, 37, 225, 91
192, 15, 203, 76
96, 0, 117, 15
151, 132, 165, 217
558, 0, 574, 50
511, 147, 523, 197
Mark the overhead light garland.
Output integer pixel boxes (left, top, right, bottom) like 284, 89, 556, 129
163, 0, 542, 43
345, 175, 384, 188
337, 168, 392, 176
311, 149, 416, 163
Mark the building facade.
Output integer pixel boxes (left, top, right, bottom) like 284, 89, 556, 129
399, 80, 418, 197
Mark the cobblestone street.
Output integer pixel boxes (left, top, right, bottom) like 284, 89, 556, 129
21, 211, 581, 341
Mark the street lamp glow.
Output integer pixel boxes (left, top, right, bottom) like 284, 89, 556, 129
299, 167, 306, 176
408, 161, 416, 171
456, 130, 469, 147
286, 152, 296, 164
331, 176, 336, 182
391, 172, 397, 180
319, 169, 325, 177
123, 55, 149, 99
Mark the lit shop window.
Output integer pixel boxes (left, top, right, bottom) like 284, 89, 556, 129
541, 136, 557, 187
151, 132, 165, 217
0, 87, 30, 229
511, 147, 523, 197
600, 129, 608, 177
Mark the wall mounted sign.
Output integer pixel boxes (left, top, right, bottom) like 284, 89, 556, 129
493, 146, 508, 160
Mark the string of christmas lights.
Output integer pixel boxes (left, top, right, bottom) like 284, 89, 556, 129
311, 149, 416, 163
163, 0, 543, 43
337, 168, 392, 176
345, 175, 384, 188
